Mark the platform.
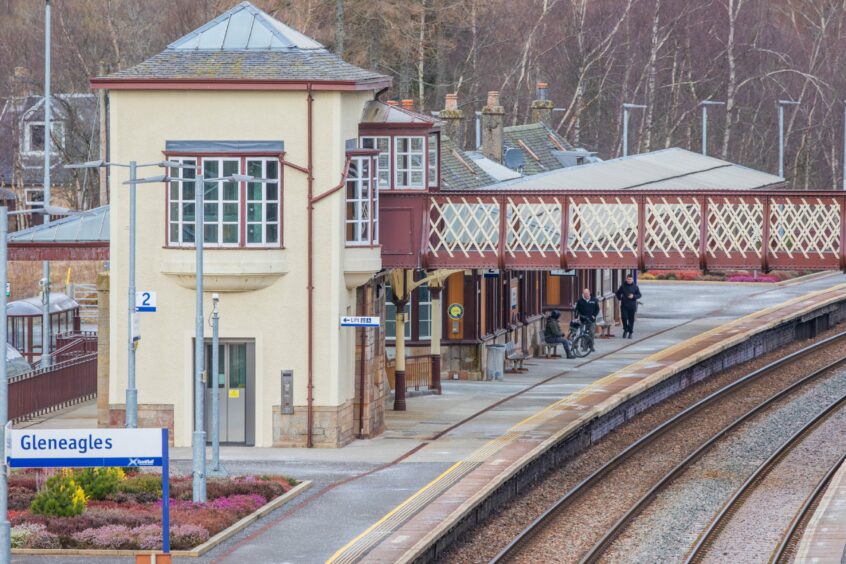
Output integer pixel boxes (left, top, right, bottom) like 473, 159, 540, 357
14, 273, 846, 564
794, 456, 846, 563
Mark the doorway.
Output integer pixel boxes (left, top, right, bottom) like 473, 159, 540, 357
203, 341, 255, 445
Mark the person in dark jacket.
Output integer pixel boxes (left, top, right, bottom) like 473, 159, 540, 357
615, 274, 642, 338
575, 288, 600, 352
544, 310, 575, 359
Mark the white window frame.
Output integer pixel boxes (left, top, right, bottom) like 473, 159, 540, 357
201, 158, 241, 247
417, 284, 432, 340
168, 157, 198, 246
245, 158, 281, 247
427, 133, 439, 188
345, 155, 376, 246
23, 121, 64, 155
394, 136, 425, 189
360, 136, 391, 189
385, 284, 411, 341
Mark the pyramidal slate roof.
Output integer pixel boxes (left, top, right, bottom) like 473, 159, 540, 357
93, 2, 390, 88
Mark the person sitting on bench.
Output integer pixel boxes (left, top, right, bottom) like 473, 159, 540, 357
544, 310, 575, 359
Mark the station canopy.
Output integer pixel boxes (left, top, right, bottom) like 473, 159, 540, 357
7, 205, 109, 261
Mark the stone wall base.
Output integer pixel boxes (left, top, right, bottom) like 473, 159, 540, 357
108, 404, 175, 446
273, 399, 355, 448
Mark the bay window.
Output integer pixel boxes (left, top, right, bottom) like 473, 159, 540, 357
394, 136, 425, 188
360, 136, 390, 188
427, 133, 439, 188
345, 155, 378, 245
167, 156, 281, 248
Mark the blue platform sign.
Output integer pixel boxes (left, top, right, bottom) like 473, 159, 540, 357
6, 427, 171, 554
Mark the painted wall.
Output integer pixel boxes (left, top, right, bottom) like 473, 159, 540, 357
107, 88, 376, 446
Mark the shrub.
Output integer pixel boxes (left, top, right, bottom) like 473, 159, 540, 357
74, 468, 125, 501
117, 474, 162, 497
172, 508, 232, 537
72, 524, 136, 550
29, 530, 61, 549
9, 486, 36, 510
10, 523, 45, 548
30, 470, 87, 517
132, 524, 162, 550
170, 524, 209, 550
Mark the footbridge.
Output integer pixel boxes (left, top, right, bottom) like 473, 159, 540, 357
380, 190, 845, 272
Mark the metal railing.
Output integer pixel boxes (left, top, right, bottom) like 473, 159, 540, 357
386, 355, 434, 392
10, 352, 97, 422
72, 283, 98, 325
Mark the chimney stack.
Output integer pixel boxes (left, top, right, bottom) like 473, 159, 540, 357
387, 100, 399, 106
401, 99, 415, 111
481, 91, 505, 163
531, 81, 554, 127
438, 93, 464, 147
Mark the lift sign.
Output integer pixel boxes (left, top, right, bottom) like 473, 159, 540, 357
340, 316, 380, 327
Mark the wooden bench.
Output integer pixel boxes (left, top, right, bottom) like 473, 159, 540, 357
505, 341, 529, 372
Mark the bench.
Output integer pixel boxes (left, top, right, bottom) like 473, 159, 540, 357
505, 341, 530, 373
542, 338, 561, 359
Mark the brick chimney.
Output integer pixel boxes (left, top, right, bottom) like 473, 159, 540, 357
531, 81, 554, 126
481, 91, 505, 163
387, 100, 399, 106
438, 93, 464, 147
401, 99, 415, 111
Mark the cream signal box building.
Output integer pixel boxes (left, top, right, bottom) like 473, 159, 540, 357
92, 2, 399, 447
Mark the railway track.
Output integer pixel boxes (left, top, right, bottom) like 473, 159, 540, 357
490, 331, 846, 564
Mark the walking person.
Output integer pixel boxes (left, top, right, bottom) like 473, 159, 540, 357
575, 288, 599, 352
544, 310, 575, 359
615, 273, 642, 339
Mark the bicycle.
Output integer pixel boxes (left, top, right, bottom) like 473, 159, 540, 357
567, 317, 593, 358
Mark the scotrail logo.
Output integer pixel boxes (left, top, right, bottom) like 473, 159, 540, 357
128, 458, 156, 467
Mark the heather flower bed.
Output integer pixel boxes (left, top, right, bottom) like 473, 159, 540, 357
639, 269, 810, 283
8, 469, 296, 551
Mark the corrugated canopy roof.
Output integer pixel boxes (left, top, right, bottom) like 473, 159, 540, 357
8, 205, 109, 243
484, 148, 785, 191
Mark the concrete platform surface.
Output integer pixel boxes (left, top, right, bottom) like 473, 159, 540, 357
13, 272, 846, 564
794, 454, 846, 563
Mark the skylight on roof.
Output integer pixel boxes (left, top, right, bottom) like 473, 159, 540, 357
168, 1, 325, 51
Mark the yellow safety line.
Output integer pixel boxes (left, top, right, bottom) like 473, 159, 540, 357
327, 282, 846, 564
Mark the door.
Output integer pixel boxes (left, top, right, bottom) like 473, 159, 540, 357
204, 341, 254, 445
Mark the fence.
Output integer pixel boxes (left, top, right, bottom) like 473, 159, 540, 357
72, 283, 98, 326
386, 355, 434, 392
10, 353, 97, 422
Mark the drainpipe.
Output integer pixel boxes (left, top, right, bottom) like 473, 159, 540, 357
358, 324, 366, 438
306, 85, 315, 447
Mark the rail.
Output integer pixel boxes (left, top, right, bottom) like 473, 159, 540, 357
491, 330, 846, 563
380, 190, 846, 271
685, 393, 846, 563
10, 352, 97, 422
386, 355, 434, 392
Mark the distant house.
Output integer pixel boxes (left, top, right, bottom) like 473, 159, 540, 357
0, 91, 100, 220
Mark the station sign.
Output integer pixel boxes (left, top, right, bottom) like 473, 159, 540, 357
550, 269, 576, 276
483, 269, 500, 278
340, 316, 380, 327
6, 427, 172, 555
135, 291, 157, 312
7, 428, 163, 468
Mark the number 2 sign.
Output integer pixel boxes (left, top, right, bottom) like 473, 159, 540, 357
135, 291, 157, 313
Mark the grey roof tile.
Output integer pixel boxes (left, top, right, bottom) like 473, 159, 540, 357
503, 123, 575, 175
440, 136, 497, 191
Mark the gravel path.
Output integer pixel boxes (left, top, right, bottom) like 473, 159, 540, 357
442, 328, 846, 563
700, 406, 846, 563
601, 364, 846, 563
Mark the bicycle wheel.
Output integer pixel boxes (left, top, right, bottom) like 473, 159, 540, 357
572, 335, 591, 358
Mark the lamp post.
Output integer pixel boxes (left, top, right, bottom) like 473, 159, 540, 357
66, 159, 189, 428
622, 103, 646, 157
41, 0, 52, 370
130, 169, 270, 503
209, 293, 226, 476
778, 99, 799, 178
700, 100, 725, 156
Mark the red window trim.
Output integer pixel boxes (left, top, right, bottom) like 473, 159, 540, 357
162, 151, 285, 250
